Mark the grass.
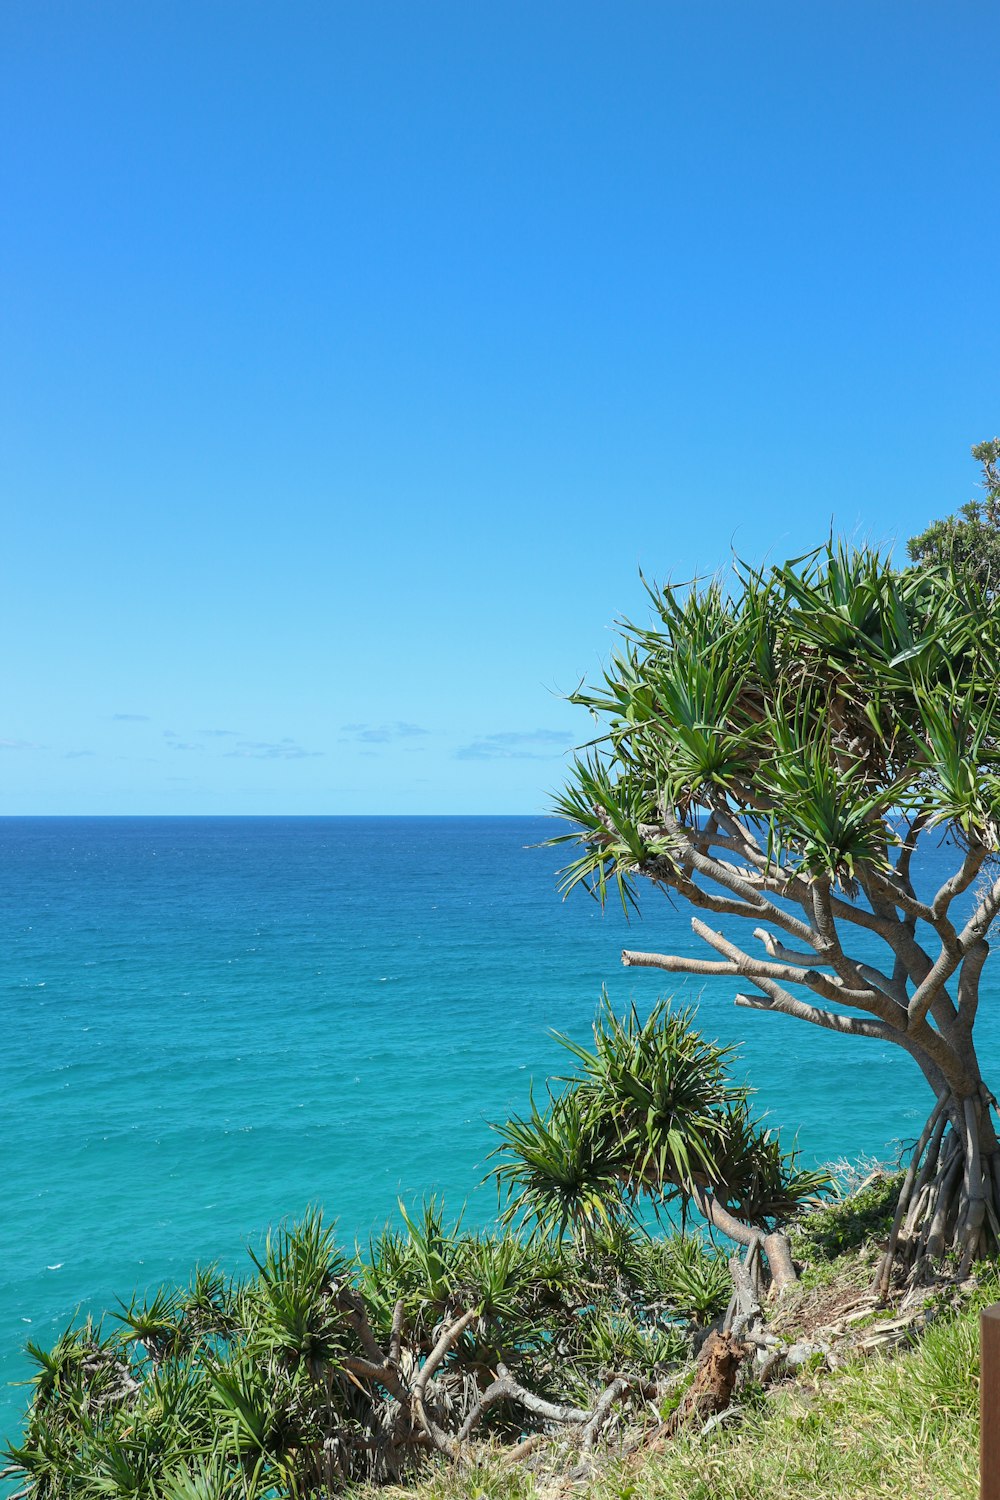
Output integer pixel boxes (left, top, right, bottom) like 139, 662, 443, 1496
592, 1305, 980, 1500
790, 1168, 902, 1264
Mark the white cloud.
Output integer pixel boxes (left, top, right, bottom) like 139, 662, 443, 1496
455, 728, 571, 761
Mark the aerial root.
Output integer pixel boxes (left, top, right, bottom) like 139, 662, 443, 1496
875, 1096, 946, 1299
874, 1093, 1000, 1295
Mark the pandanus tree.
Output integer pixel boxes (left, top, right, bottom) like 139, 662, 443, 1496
4, 1206, 736, 1495
491, 997, 829, 1290
549, 543, 1000, 1288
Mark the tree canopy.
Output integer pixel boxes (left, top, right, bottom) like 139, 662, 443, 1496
908, 438, 1000, 589
490, 996, 830, 1286
549, 541, 1000, 1284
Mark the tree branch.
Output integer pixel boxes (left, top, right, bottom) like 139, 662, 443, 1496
733, 989, 899, 1041
932, 842, 988, 922
906, 870, 1000, 1029
894, 808, 931, 894
411, 1309, 479, 1453
457, 1369, 591, 1443
960, 871, 1000, 947
907, 943, 963, 1029
752, 926, 905, 1006
651, 811, 817, 945
689, 917, 886, 1010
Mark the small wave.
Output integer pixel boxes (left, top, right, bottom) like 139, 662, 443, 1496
46, 1263, 63, 1271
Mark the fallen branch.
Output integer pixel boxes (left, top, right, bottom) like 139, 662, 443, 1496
646, 1331, 749, 1447
581, 1376, 632, 1451
457, 1365, 591, 1443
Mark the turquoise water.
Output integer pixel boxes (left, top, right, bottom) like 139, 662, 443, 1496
2, 815, 995, 1467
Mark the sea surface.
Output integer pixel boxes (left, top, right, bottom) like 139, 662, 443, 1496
2, 815, 996, 1469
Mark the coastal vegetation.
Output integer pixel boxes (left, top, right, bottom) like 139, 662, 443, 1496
547, 539, 1000, 1289
5, 1005, 824, 1496
4, 1172, 986, 1498
0, 1194, 755, 1494
490, 997, 831, 1289
396, 1251, 986, 1500
8, 509, 1000, 1497
908, 438, 1000, 590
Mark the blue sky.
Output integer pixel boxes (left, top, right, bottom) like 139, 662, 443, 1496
2, 1, 998, 814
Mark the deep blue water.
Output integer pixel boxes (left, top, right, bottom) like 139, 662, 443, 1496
2, 815, 995, 1469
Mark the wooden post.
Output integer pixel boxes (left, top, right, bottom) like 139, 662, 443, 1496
982, 1303, 1000, 1499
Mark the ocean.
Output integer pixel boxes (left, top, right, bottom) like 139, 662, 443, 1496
2, 815, 994, 1467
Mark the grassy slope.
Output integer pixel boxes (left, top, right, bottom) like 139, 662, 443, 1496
414, 1308, 977, 1500
385, 1178, 985, 1500
588, 1306, 979, 1500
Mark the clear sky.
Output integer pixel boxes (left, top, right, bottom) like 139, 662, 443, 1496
2, 2, 998, 814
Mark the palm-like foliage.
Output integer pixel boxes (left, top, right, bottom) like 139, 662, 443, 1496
554, 544, 1000, 895
557, 996, 743, 1196
245, 1209, 350, 1371
490, 1087, 629, 1242
551, 539, 1000, 1280
4, 1209, 718, 1498
707, 1101, 832, 1226
490, 996, 831, 1250
908, 437, 1000, 591
113, 1287, 186, 1363
570, 1306, 688, 1378
637, 1235, 732, 1327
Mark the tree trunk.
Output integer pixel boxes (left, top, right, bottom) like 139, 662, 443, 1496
688, 1185, 798, 1294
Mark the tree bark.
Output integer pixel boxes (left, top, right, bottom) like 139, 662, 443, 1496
620, 817, 1000, 1282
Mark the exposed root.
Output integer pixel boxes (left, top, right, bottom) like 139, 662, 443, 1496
873, 1093, 1000, 1295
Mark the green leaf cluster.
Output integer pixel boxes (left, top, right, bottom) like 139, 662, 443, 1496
554, 541, 1000, 898
490, 996, 831, 1245
4, 1206, 726, 1498
908, 437, 1000, 592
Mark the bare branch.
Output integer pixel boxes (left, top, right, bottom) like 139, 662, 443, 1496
582, 1378, 632, 1451
337, 1288, 400, 1373
690, 918, 889, 1011
411, 1309, 479, 1452
457, 1369, 591, 1443
960, 871, 1000, 947
652, 810, 816, 945
932, 842, 988, 922
907, 945, 963, 1030
639, 864, 767, 923
957, 939, 990, 1032
389, 1298, 405, 1366
826, 886, 910, 937
342, 1356, 407, 1402
906, 871, 1000, 1029
854, 869, 955, 1027
752, 927, 824, 967
895, 808, 931, 894
753, 926, 905, 1005
865, 866, 943, 929
688, 1185, 763, 1249
733, 988, 900, 1041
